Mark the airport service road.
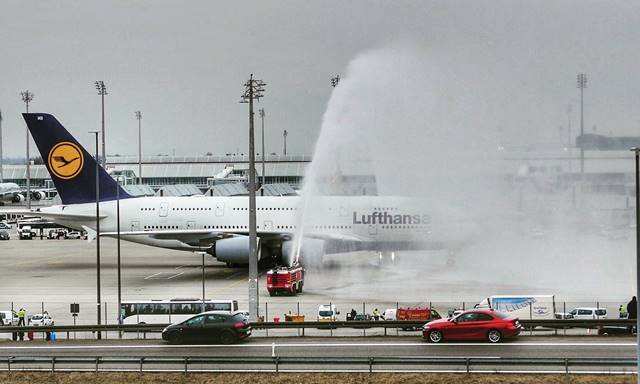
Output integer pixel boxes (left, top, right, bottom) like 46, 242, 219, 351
0, 336, 634, 359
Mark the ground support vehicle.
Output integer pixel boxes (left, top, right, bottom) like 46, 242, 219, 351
18, 226, 34, 240
318, 304, 339, 322
28, 313, 54, 326
162, 311, 251, 345
476, 295, 556, 320
0, 311, 17, 326
394, 307, 441, 330
423, 309, 522, 343
266, 265, 304, 296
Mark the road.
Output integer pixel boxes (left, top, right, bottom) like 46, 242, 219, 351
0, 336, 635, 373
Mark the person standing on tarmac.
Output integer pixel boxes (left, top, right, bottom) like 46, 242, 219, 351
627, 296, 637, 320
17, 308, 26, 326
619, 304, 628, 318
372, 308, 381, 321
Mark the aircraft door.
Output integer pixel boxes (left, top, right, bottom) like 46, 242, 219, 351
159, 202, 169, 217
131, 221, 140, 231
368, 224, 377, 236
215, 202, 224, 217
263, 220, 273, 231
187, 221, 196, 230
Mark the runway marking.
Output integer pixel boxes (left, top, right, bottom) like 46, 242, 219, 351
143, 272, 163, 280
167, 272, 184, 280
225, 271, 244, 280
0, 342, 634, 350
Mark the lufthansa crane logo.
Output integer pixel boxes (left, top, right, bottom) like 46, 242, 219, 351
48, 142, 84, 180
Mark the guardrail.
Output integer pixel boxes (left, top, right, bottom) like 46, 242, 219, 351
0, 355, 635, 374
0, 318, 635, 334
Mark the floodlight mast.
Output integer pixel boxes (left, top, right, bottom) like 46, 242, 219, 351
20, 90, 34, 208
95, 81, 108, 168
240, 74, 266, 322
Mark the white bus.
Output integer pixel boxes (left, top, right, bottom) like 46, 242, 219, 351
120, 299, 239, 324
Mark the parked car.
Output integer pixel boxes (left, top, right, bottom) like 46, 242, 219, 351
65, 231, 83, 239
162, 311, 250, 345
598, 325, 636, 336
317, 304, 339, 322
422, 309, 522, 343
555, 308, 608, 320
29, 313, 54, 326
0, 222, 11, 230
0, 230, 9, 240
47, 229, 67, 239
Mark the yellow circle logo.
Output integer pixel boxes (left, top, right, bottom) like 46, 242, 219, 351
48, 142, 84, 180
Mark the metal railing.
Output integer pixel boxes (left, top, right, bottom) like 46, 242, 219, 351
0, 355, 635, 374
0, 318, 636, 333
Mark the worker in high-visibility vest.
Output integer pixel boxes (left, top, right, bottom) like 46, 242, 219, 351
17, 308, 26, 326
619, 304, 628, 319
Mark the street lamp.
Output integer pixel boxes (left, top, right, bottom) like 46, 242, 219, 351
577, 74, 587, 174
20, 90, 34, 209
135, 111, 142, 184
259, 108, 265, 194
631, 147, 640, 374
116, 175, 122, 331
283, 130, 288, 155
94, 81, 108, 168
89, 131, 102, 339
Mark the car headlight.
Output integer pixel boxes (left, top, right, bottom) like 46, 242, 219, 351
423, 325, 430, 330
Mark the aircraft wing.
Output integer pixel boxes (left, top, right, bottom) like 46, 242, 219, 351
0, 209, 107, 220
304, 232, 370, 243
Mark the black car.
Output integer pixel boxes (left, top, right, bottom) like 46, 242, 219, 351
0, 231, 9, 240
162, 311, 251, 345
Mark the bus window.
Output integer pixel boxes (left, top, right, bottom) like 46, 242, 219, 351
205, 302, 231, 312
122, 304, 136, 318
153, 303, 169, 314
172, 303, 199, 314
137, 303, 154, 314
233, 301, 238, 311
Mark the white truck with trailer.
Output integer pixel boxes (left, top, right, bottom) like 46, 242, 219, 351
475, 295, 556, 320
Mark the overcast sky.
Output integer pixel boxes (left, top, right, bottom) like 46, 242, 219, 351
1, 1, 639, 158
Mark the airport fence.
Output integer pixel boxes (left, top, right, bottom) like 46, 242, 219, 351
1, 299, 629, 326
0, 355, 635, 374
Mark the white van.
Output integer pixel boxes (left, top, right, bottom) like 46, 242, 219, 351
476, 295, 556, 320
317, 304, 339, 322
0, 310, 18, 326
556, 307, 607, 320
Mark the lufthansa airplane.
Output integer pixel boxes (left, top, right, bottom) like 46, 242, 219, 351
0, 182, 51, 205
10, 113, 475, 266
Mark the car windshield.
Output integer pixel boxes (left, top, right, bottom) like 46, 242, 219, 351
232, 313, 247, 322
32, 315, 43, 320
319, 310, 334, 317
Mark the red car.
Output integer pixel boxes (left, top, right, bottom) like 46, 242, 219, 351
422, 309, 522, 343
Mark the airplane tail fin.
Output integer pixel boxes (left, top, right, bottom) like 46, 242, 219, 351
22, 113, 133, 205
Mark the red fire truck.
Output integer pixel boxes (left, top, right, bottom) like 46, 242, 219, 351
266, 265, 305, 296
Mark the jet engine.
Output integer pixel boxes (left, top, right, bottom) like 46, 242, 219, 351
31, 191, 44, 200
12, 194, 25, 203
214, 236, 261, 265
282, 239, 326, 268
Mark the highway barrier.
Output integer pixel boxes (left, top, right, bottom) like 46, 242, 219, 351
0, 355, 635, 374
0, 318, 636, 334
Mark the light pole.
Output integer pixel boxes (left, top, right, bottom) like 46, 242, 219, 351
95, 81, 108, 168
631, 147, 640, 374
89, 131, 102, 339
135, 111, 142, 184
0, 109, 3, 183
20, 90, 34, 209
577, 74, 587, 174
259, 108, 265, 194
116, 175, 122, 330
240, 74, 266, 322
283, 130, 288, 155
